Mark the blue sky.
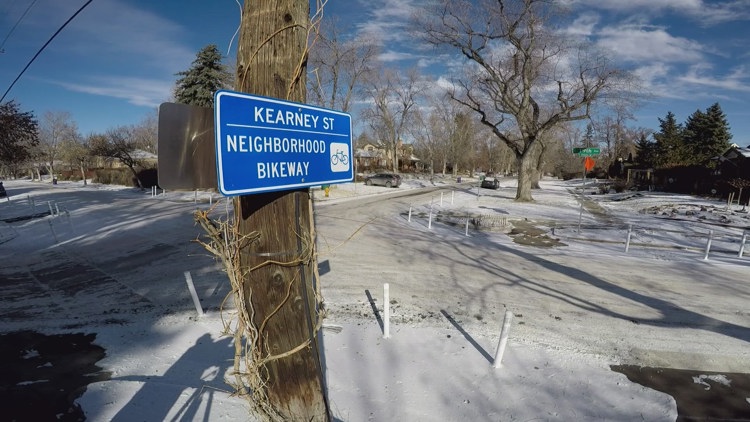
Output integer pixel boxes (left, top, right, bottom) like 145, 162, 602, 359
1, 0, 750, 144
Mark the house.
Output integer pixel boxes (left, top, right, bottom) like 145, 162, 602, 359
354, 141, 420, 172
355, 143, 388, 171
715, 144, 750, 179
94, 149, 158, 169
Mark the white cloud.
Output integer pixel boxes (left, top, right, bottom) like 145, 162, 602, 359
596, 24, 705, 63
679, 64, 750, 93
378, 50, 419, 63
556, 0, 750, 25
22, 0, 198, 74
55, 76, 172, 108
70, 0, 197, 71
355, 0, 424, 46
562, 12, 600, 37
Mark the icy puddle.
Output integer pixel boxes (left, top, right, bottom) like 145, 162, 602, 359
0, 331, 111, 421
612, 365, 750, 421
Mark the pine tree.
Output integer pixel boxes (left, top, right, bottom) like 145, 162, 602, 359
173, 44, 233, 108
634, 133, 655, 168
653, 111, 685, 168
683, 103, 732, 167
0, 100, 39, 175
582, 123, 596, 147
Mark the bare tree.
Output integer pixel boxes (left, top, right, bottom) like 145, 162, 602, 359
420, 0, 626, 201
414, 93, 458, 176
131, 110, 158, 153
89, 126, 145, 188
59, 134, 91, 185
39, 111, 79, 181
475, 124, 515, 175
410, 96, 452, 178
550, 122, 586, 178
363, 68, 423, 172
450, 111, 478, 176
308, 19, 378, 113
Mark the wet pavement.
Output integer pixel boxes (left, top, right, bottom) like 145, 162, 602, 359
0, 331, 110, 422
613, 365, 750, 421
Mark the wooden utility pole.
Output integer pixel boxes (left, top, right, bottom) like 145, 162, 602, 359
235, 1, 329, 421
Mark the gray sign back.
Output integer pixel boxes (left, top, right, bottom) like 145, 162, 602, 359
157, 102, 217, 190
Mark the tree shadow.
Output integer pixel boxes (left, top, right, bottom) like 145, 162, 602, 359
440, 309, 493, 363
364, 289, 384, 333
111, 334, 233, 421
448, 226, 750, 344
367, 207, 750, 346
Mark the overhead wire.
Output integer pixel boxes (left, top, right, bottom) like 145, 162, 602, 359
1, 0, 94, 103
0, 0, 39, 53
226, 0, 242, 56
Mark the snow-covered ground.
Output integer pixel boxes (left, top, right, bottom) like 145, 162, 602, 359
1, 176, 748, 421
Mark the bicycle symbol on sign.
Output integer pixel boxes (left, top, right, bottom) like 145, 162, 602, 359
331, 149, 349, 166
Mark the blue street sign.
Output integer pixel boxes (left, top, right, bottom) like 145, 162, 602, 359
214, 90, 353, 196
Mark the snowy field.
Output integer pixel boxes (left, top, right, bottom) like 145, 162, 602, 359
0, 176, 748, 421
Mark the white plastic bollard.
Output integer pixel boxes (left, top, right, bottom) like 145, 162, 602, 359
383, 283, 390, 339
625, 224, 633, 252
465, 218, 469, 236
493, 310, 513, 368
65, 210, 74, 234
48, 220, 58, 244
703, 230, 714, 260
440, 192, 444, 206
184, 271, 205, 317
451, 190, 454, 205
408, 206, 412, 222
428, 198, 433, 229
739, 231, 747, 258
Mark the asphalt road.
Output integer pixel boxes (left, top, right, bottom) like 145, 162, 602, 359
313, 185, 750, 420
313, 186, 750, 372
1, 180, 748, 420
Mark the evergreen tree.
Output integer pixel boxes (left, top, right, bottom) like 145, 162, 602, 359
582, 122, 596, 147
0, 100, 39, 176
683, 103, 732, 167
173, 44, 233, 108
634, 133, 656, 168
653, 111, 685, 168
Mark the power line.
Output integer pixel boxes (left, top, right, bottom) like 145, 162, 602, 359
1, 0, 94, 103
0, 0, 40, 53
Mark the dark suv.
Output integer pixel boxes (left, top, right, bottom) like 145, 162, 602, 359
480, 177, 500, 189
364, 173, 401, 188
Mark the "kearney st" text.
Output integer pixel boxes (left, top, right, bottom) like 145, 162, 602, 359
221, 104, 345, 182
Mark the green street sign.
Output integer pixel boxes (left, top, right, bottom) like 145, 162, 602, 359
575, 147, 600, 156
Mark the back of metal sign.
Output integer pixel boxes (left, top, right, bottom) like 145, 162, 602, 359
157, 102, 217, 190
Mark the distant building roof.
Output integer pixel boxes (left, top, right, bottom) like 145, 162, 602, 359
356, 149, 381, 158
132, 149, 158, 160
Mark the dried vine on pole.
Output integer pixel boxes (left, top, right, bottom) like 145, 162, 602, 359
194, 1, 331, 421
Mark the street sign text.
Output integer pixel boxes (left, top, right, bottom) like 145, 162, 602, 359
215, 91, 353, 196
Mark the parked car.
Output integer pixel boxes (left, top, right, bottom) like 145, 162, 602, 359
480, 177, 500, 189
364, 173, 401, 188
